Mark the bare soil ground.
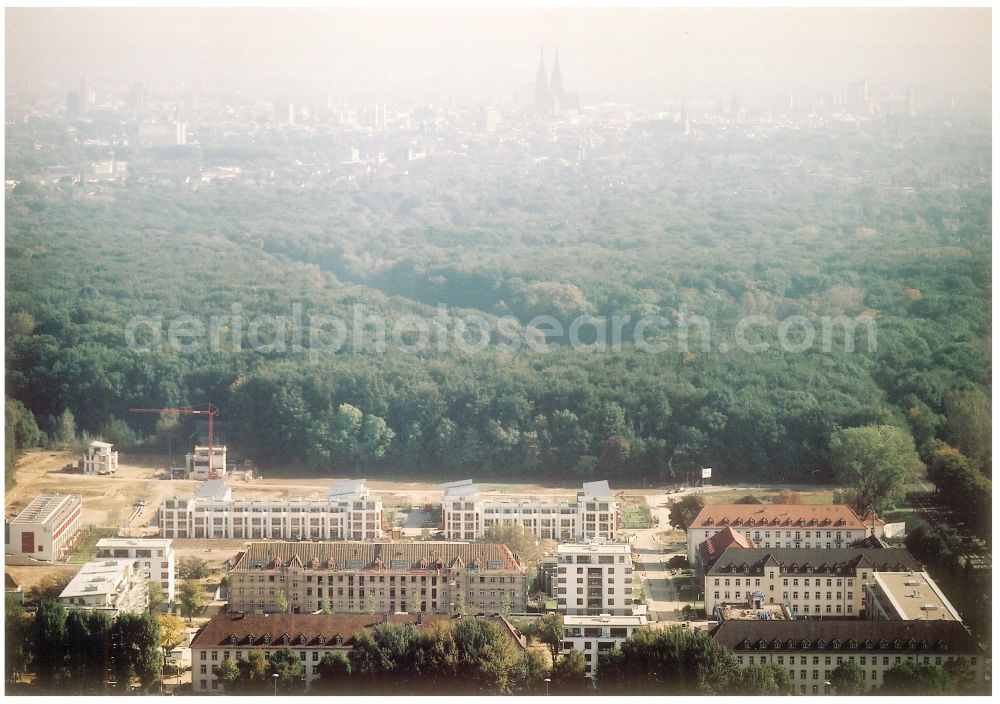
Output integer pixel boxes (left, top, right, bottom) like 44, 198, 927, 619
4, 451, 607, 584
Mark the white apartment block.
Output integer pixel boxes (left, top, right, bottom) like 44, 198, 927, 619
713, 620, 987, 695
864, 571, 962, 622
704, 548, 922, 618
562, 613, 648, 677
556, 542, 634, 616
5, 494, 83, 561
159, 479, 383, 540
96, 537, 176, 603
58, 559, 149, 614
186, 445, 227, 480
686, 504, 883, 564
83, 441, 118, 475
442, 479, 619, 542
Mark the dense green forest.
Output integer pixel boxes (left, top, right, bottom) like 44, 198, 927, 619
5, 116, 991, 488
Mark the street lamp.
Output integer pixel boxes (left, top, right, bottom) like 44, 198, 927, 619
272, 673, 279, 696
544, 677, 551, 696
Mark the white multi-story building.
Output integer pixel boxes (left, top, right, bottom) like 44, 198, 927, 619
713, 620, 987, 695
96, 537, 175, 603
686, 504, 884, 564
58, 559, 149, 614
186, 445, 227, 480
5, 494, 83, 561
556, 542, 634, 616
561, 613, 648, 678
864, 571, 962, 622
704, 547, 922, 618
158, 479, 383, 540
442, 480, 619, 542
83, 441, 118, 475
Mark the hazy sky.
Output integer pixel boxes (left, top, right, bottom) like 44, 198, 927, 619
6, 7, 992, 104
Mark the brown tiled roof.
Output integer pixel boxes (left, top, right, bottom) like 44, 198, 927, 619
233, 541, 524, 573
190, 612, 526, 650
698, 527, 756, 569
706, 547, 921, 576
710, 619, 983, 655
860, 510, 887, 526
690, 504, 867, 530
851, 534, 889, 549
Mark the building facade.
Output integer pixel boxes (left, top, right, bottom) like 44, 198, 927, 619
186, 445, 227, 480
190, 612, 526, 693
83, 441, 118, 475
712, 620, 987, 694
5, 493, 83, 561
555, 542, 634, 616
96, 537, 176, 603
58, 559, 149, 614
561, 614, 647, 677
704, 548, 922, 618
442, 479, 618, 542
226, 541, 527, 615
159, 479, 383, 540
686, 504, 883, 564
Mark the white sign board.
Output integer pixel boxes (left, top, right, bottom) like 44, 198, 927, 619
701, 467, 712, 479
883, 522, 905, 539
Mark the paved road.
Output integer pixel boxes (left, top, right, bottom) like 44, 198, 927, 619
632, 492, 687, 621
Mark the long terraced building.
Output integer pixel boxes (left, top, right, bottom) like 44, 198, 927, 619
227, 540, 528, 616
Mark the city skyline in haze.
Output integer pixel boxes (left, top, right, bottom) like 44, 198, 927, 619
6, 7, 992, 106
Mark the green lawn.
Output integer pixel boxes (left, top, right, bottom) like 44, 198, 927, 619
621, 504, 653, 529
68, 526, 116, 564
700, 489, 837, 505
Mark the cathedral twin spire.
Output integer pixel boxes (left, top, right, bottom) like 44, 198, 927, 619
535, 48, 564, 105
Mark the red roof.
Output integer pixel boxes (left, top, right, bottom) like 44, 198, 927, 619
698, 526, 756, 568
860, 510, 886, 526
690, 504, 868, 530
190, 612, 527, 651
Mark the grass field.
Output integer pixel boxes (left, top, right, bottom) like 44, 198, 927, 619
698, 488, 838, 505
621, 504, 653, 529
68, 526, 116, 564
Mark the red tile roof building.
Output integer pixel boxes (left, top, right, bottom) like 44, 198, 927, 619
696, 526, 757, 572
227, 541, 527, 615
685, 504, 882, 564
190, 612, 526, 693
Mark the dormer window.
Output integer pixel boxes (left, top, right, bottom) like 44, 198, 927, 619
299, 635, 307, 645
248, 633, 255, 642
281, 635, 290, 645
317, 635, 326, 645
263, 634, 271, 645
334, 635, 344, 645
230, 634, 238, 644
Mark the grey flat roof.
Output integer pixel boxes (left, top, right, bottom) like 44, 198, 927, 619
194, 478, 229, 500
327, 479, 367, 497
580, 480, 613, 497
